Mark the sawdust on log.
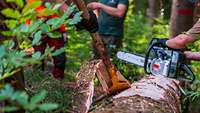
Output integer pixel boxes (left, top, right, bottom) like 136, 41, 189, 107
71, 60, 99, 113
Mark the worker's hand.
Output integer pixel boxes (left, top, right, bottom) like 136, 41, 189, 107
75, 10, 98, 33
87, 2, 101, 10
166, 34, 196, 49
25, 47, 35, 55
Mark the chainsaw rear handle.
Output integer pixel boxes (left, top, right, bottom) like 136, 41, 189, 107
180, 64, 196, 83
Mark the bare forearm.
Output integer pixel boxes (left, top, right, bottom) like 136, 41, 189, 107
99, 4, 126, 18
184, 51, 200, 61
186, 19, 200, 39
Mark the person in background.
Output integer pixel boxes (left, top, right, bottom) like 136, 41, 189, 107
26, 0, 68, 79
26, 0, 98, 79
87, 0, 129, 58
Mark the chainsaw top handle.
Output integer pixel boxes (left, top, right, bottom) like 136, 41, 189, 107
144, 38, 161, 74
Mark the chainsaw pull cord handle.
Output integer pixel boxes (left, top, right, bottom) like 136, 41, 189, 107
180, 64, 195, 83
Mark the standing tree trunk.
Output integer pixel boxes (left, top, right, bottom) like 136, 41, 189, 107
132, 0, 148, 15
169, 0, 195, 38
147, 0, 162, 25
162, 0, 172, 20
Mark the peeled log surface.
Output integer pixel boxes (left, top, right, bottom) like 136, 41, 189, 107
71, 60, 99, 113
90, 76, 182, 113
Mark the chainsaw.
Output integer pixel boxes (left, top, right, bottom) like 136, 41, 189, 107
117, 38, 195, 83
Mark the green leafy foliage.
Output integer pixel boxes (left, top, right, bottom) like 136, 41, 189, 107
32, 31, 42, 46
186, 88, 200, 102
4, 106, 19, 112
0, 1, 82, 79
31, 91, 47, 104
52, 47, 66, 56
5, 20, 18, 29
0, 40, 54, 81
32, 51, 42, 60
65, 29, 92, 71
1, 8, 21, 19
0, 84, 58, 112
6, 0, 24, 8
0, 1, 82, 112
22, 1, 42, 15
38, 103, 59, 111
1, 2, 81, 50
47, 31, 62, 38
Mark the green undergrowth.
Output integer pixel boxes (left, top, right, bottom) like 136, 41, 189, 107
24, 69, 74, 113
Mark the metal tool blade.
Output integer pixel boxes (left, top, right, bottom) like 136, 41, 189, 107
117, 51, 146, 67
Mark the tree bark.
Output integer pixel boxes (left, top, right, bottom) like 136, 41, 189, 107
169, 0, 195, 38
71, 61, 98, 113
162, 0, 172, 20
72, 60, 183, 113
147, 0, 161, 25
132, 0, 148, 15
90, 76, 182, 113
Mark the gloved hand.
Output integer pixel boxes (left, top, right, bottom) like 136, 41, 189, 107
75, 10, 98, 33
157, 38, 168, 47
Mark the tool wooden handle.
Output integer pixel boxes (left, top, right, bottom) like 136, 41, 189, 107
72, 0, 113, 67
72, 0, 90, 20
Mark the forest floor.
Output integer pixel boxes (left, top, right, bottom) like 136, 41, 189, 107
23, 57, 200, 113
23, 60, 105, 113
24, 62, 76, 113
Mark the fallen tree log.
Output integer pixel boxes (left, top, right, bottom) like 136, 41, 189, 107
71, 60, 183, 113
90, 76, 182, 113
